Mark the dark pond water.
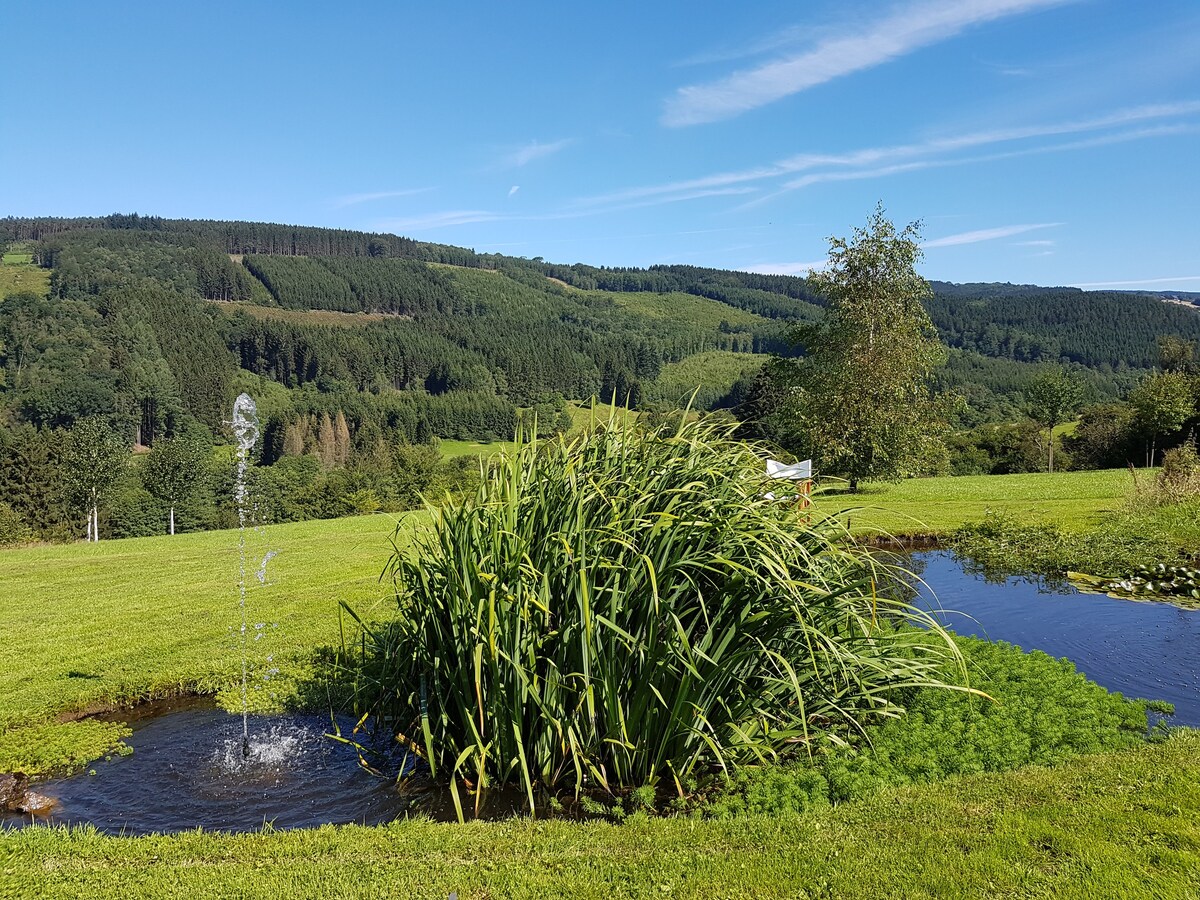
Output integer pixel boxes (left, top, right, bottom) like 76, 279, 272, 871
1, 699, 414, 835
4, 552, 1197, 835
911, 551, 1200, 725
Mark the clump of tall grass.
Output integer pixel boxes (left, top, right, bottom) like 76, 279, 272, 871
348, 416, 965, 818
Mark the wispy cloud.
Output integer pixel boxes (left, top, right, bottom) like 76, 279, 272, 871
744, 260, 827, 276
662, 0, 1076, 126
922, 222, 1062, 248
377, 187, 758, 233
583, 102, 1200, 208
379, 210, 505, 231
332, 188, 434, 208
503, 138, 573, 168
508, 185, 520, 198
1073, 275, 1200, 288
671, 25, 810, 68
1014, 239, 1056, 246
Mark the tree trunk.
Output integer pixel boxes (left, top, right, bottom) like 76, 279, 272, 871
92, 503, 99, 542
1047, 425, 1054, 473
169, 505, 175, 536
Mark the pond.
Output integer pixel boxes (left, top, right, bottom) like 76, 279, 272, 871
1, 699, 413, 835
3, 552, 1197, 835
910, 551, 1200, 726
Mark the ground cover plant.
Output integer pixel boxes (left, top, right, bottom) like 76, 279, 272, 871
348, 417, 971, 818
704, 636, 1161, 816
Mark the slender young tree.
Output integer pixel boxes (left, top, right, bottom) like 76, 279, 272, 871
62, 417, 125, 541
782, 206, 948, 490
1130, 372, 1196, 467
1024, 365, 1084, 473
140, 436, 206, 535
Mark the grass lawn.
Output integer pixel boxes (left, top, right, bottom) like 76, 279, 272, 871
438, 438, 512, 459
0, 514, 411, 774
841, 468, 1135, 536
2, 732, 1197, 898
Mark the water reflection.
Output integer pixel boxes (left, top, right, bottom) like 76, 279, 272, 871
909, 551, 1200, 725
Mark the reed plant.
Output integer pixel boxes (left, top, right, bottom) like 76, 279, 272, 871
347, 416, 965, 817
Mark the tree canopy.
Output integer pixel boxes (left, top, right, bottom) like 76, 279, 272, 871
765, 207, 950, 489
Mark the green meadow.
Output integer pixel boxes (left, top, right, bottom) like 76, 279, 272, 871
840, 467, 1134, 535
0, 249, 51, 298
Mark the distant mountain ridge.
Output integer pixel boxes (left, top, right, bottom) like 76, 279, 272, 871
3, 213, 1199, 441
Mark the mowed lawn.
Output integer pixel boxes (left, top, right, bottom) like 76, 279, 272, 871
1, 732, 1197, 898
0, 514, 414, 773
841, 468, 1134, 536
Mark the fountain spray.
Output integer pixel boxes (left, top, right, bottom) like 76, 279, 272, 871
231, 393, 260, 759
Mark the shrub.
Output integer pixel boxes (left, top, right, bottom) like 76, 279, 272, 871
348, 417, 963, 818
1154, 442, 1200, 505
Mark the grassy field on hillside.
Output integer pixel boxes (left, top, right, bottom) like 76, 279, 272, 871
438, 438, 511, 459
605, 290, 767, 330
0, 247, 51, 298
209, 301, 396, 326
3, 731, 1197, 898
439, 403, 637, 460
645, 350, 767, 408
844, 468, 1134, 535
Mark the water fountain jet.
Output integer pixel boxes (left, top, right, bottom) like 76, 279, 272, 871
231, 392, 260, 759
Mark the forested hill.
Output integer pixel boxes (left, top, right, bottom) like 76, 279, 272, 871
2, 214, 1199, 448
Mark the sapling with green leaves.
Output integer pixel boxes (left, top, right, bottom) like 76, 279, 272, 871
62, 417, 126, 542
1129, 371, 1196, 467
140, 435, 206, 535
768, 206, 950, 490
1024, 365, 1084, 473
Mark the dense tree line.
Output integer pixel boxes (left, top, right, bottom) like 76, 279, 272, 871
925, 286, 1200, 369
8, 214, 1198, 374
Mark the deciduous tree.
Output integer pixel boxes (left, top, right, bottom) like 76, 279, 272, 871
1130, 372, 1196, 467
62, 417, 125, 541
775, 207, 948, 490
1025, 365, 1084, 473
140, 435, 206, 534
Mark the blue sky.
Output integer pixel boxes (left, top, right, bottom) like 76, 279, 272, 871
3, 0, 1198, 289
